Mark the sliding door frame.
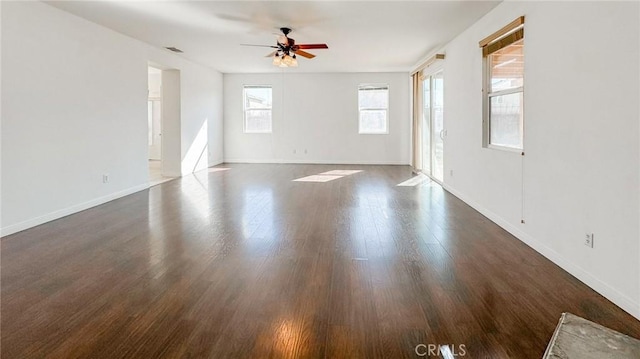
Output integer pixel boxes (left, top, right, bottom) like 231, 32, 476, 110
420, 63, 445, 185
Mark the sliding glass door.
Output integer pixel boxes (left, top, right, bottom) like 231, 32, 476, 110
422, 77, 431, 176
432, 72, 444, 182
422, 70, 444, 183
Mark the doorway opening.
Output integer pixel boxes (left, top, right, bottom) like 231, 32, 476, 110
147, 66, 173, 186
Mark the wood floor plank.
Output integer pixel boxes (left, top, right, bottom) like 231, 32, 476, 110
2, 163, 640, 358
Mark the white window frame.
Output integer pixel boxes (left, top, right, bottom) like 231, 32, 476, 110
358, 84, 389, 135
482, 23, 524, 152
243, 85, 272, 134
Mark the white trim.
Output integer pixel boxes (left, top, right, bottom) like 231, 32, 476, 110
163, 171, 182, 177
441, 182, 640, 320
1, 183, 150, 237
208, 157, 224, 167
358, 129, 389, 135
223, 158, 409, 165
490, 86, 523, 97
487, 143, 523, 153
411, 50, 446, 74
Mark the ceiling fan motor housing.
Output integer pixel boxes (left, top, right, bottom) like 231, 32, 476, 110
280, 27, 292, 36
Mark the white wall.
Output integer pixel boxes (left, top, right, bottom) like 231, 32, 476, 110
224, 73, 410, 164
1, 1, 224, 236
439, 1, 640, 318
161, 69, 182, 177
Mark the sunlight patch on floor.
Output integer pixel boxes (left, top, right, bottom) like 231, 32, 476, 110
397, 174, 430, 187
293, 175, 343, 183
319, 170, 362, 176
209, 167, 231, 173
293, 169, 363, 183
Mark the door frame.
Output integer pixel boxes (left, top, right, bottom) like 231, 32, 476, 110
147, 78, 163, 162
148, 62, 181, 178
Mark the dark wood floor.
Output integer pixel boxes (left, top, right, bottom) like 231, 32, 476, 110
2, 164, 639, 358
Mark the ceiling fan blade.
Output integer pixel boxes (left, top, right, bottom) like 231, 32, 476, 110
294, 49, 315, 59
265, 51, 277, 58
297, 44, 328, 49
240, 44, 278, 48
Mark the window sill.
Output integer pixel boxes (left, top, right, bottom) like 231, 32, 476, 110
486, 144, 522, 153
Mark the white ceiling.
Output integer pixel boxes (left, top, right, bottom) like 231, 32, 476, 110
46, 1, 500, 73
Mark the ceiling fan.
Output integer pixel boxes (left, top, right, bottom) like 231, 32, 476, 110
241, 27, 328, 67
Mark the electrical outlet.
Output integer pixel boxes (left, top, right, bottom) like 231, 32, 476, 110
584, 233, 594, 248
450, 170, 454, 176
293, 149, 296, 154
103, 174, 109, 184
304, 149, 307, 154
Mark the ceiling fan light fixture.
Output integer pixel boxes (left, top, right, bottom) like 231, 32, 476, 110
283, 55, 291, 66
247, 27, 326, 68
282, 54, 297, 67
279, 54, 288, 67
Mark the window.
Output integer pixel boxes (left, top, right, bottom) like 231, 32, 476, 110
243, 85, 272, 133
481, 17, 524, 150
358, 84, 389, 134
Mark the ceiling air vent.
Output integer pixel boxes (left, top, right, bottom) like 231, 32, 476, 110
165, 47, 183, 53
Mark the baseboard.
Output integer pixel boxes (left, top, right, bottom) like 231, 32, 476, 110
441, 183, 640, 320
208, 157, 224, 167
0, 183, 150, 237
223, 158, 409, 165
